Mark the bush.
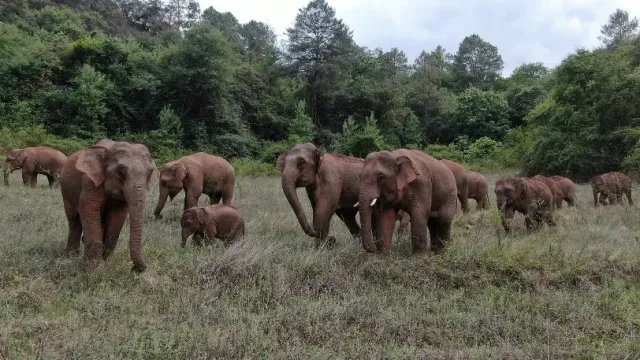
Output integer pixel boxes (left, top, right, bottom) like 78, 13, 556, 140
465, 136, 502, 160
424, 143, 465, 162
335, 113, 390, 158
0, 125, 88, 155
259, 135, 305, 165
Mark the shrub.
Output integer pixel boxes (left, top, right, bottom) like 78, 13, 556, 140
424, 143, 465, 162
259, 135, 305, 166
335, 113, 390, 158
465, 136, 502, 160
231, 158, 278, 176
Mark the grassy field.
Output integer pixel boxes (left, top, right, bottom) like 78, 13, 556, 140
1, 172, 639, 359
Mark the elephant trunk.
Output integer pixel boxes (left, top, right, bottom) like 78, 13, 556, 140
154, 185, 169, 218
281, 170, 315, 237
126, 183, 147, 272
359, 191, 379, 253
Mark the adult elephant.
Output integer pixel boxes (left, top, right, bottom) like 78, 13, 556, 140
153, 153, 235, 218
60, 141, 157, 272
4, 146, 67, 187
440, 159, 489, 212
532, 175, 564, 209
494, 176, 555, 233
277, 143, 363, 247
358, 149, 457, 255
549, 176, 577, 207
590, 172, 632, 206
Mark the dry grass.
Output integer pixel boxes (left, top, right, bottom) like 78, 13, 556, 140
1, 172, 639, 359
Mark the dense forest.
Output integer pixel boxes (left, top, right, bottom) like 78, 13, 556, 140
1, 0, 640, 180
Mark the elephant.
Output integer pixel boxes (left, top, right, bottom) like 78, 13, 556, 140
4, 146, 67, 187
532, 175, 564, 209
154, 152, 235, 218
494, 176, 555, 233
60, 141, 157, 272
590, 172, 632, 206
548, 176, 577, 207
440, 159, 490, 212
180, 204, 245, 247
277, 143, 364, 248
358, 149, 457, 256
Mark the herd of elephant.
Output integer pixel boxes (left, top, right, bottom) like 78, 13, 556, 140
3, 141, 634, 273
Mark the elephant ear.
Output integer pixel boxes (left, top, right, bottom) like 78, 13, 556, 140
17, 150, 28, 165
515, 178, 528, 197
172, 163, 187, 182
396, 156, 419, 192
196, 207, 207, 225
276, 152, 288, 172
76, 146, 108, 187
147, 165, 159, 191
314, 147, 326, 170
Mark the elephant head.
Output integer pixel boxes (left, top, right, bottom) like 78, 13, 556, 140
358, 151, 418, 252
76, 142, 157, 272
276, 143, 326, 237
6, 148, 27, 169
494, 176, 528, 209
180, 207, 207, 247
154, 162, 188, 218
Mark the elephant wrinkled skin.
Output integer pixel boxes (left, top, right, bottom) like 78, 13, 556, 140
358, 149, 457, 256
590, 172, 632, 206
4, 146, 67, 187
180, 204, 245, 247
495, 176, 556, 233
60, 141, 157, 272
154, 152, 235, 218
277, 143, 364, 248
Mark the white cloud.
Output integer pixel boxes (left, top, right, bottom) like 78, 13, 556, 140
199, 0, 640, 75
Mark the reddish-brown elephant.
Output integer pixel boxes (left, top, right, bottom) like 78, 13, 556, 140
549, 176, 577, 207
277, 143, 364, 248
590, 172, 633, 206
532, 175, 564, 209
4, 146, 67, 187
358, 149, 457, 255
180, 204, 245, 247
440, 160, 489, 212
494, 176, 555, 233
154, 153, 235, 218
60, 141, 157, 272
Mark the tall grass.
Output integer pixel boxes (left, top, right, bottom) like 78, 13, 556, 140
0, 172, 639, 358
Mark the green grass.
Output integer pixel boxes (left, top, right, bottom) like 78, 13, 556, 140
1, 172, 639, 358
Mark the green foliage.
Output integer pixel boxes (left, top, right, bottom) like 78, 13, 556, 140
0, 125, 88, 155
424, 143, 465, 163
335, 113, 389, 158
259, 135, 305, 166
465, 136, 502, 160
622, 140, 640, 172
452, 34, 504, 91
453, 87, 510, 141
230, 158, 278, 176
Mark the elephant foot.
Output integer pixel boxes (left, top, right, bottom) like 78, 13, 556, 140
315, 236, 336, 250
131, 263, 147, 273
413, 252, 428, 261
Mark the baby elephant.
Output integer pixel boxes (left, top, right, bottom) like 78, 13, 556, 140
180, 204, 245, 247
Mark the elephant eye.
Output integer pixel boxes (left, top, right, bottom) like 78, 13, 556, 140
116, 165, 127, 180
297, 158, 305, 165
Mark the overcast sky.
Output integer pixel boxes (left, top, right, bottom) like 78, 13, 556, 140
199, 0, 640, 75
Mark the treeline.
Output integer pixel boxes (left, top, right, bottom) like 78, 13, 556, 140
1, 0, 640, 179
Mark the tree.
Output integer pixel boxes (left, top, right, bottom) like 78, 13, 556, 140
452, 34, 503, 91
599, 9, 639, 48
452, 87, 510, 142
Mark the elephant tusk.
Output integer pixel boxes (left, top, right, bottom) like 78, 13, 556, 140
353, 202, 359, 208
370, 198, 377, 207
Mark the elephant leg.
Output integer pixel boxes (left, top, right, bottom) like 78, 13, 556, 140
501, 208, 515, 233
184, 189, 201, 210
375, 208, 396, 253
459, 195, 470, 213
65, 213, 83, 254
313, 205, 335, 248
427, 217, 440, 252
45, 174, 55, 188
626, 189, 633, 206
102, 206, 128, 260
335, 209, 360, 238
30, 174, 38, 187
204, 225, 218, 246
209, 191, 222, 205
409, 211, 429, 256
221, 178, 235, 206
